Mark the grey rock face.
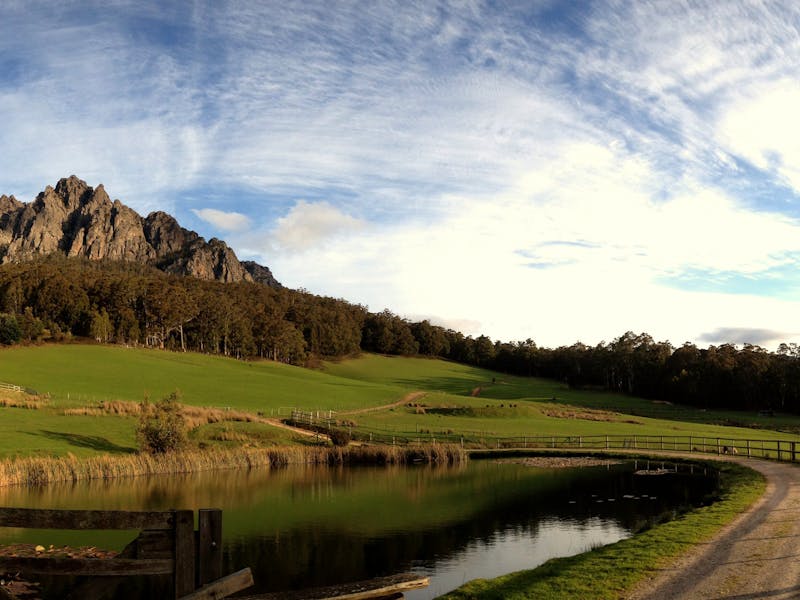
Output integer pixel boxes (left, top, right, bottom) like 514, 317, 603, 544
0, 175, 280, 287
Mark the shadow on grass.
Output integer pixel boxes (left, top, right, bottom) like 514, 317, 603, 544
32, 430, 137, 454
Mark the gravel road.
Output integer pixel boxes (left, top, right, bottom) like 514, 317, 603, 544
628, 458, 800, 599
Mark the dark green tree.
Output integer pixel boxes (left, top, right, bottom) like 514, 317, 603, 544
0, 313, 21, 345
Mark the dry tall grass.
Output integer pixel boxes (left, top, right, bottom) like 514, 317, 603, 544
0, 392, 48, 410
61, 400, 259, 429
0, 444, 467, 487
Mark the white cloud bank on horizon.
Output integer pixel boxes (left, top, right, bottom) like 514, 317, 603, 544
247, 140, 800, 348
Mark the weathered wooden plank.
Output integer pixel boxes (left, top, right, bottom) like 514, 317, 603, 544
174, 509, 196, 598
198, 508, 223, 586
0, 507, 174, 530
0, 556, 174, 576
63, 536, 141, 600
136, 529, 174, 559
178, 568, 254, 600
238, 573, 429, 600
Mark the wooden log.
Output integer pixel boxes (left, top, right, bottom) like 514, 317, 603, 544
0, 508, 174, 530
178, 568, 254, 600
0, 556, 174, 576
198, 508, 223, 586
174, 509, 196, 598
238, 573, 429, 600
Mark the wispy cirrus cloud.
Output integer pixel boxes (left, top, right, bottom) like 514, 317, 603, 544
4, 1, 800, 348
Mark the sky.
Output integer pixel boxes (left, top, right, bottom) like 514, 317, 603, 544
2, 1, 800, 350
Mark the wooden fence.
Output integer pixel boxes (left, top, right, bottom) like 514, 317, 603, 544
290, 409, 337, 428
342, 427, 800, 463
0, 507, 252, 599
469, 434, 800, 461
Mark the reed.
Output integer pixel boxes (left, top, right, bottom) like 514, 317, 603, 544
0, 443, 467, 487
320, 443, 467, 466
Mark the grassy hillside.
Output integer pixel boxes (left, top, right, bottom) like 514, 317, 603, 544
0, 344, 799, 459
0, 344, 400, 411
325, 354, 800, 442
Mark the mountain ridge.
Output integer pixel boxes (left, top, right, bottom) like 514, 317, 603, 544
0, 175, 280, 287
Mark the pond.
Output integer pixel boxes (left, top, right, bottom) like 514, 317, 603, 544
0, 457, 719, 599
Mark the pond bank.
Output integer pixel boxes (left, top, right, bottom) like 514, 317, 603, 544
0, 443, 466, 487
439, 456, 765, 600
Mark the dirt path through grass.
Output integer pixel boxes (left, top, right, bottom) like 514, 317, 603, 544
262, 391, 427, 437
338, 391, 427, 416
629, 457, 800, 599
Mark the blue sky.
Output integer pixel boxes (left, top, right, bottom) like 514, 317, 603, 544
3, 1, 800, 349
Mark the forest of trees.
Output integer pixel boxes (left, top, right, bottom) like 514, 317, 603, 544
2, 256, 800, 415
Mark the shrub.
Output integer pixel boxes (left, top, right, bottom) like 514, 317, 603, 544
136, 391, 188, 454
328, 428, 352, 447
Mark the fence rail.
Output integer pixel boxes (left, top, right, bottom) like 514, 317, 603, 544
290, 409, 337, 428
0, 507, 252, 599
337, 426, 800, 463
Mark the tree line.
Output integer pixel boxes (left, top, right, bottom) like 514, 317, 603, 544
1, 257, 799, 413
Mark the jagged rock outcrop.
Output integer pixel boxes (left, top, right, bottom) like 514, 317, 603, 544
242, 260, 281, 288
0, 175, 280, 287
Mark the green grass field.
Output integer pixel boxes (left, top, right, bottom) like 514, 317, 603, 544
0, 344, 400, 411
1, 344, 800, 459
324, 354, 800, 444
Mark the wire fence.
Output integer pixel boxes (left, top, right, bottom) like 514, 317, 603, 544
322, 426, 800, 463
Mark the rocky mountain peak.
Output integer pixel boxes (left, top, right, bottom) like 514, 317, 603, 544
50, 175, 94, 210
0, 176, 280, 288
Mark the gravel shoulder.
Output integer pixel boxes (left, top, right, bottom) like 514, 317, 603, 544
627, 457, 800, 600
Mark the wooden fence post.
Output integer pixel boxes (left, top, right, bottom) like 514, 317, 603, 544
198, 509, 222, 587
174, 509, 195, 598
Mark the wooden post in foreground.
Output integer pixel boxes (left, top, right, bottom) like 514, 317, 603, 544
198, 509, 223, 587
174, 509, 196, 598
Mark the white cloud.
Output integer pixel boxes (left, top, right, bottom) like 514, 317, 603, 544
717, 80, 800, 192
271, 200, 366, 252
259, 140, 800, 348
191, 208, 251, 232
6, 1, 800, 350
699, 327, 795, 347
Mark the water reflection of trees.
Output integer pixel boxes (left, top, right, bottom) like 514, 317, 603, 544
222, 463, 718, 594
0, 461, 717, 595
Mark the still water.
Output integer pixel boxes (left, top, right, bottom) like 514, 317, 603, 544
0, 459, 718, 599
